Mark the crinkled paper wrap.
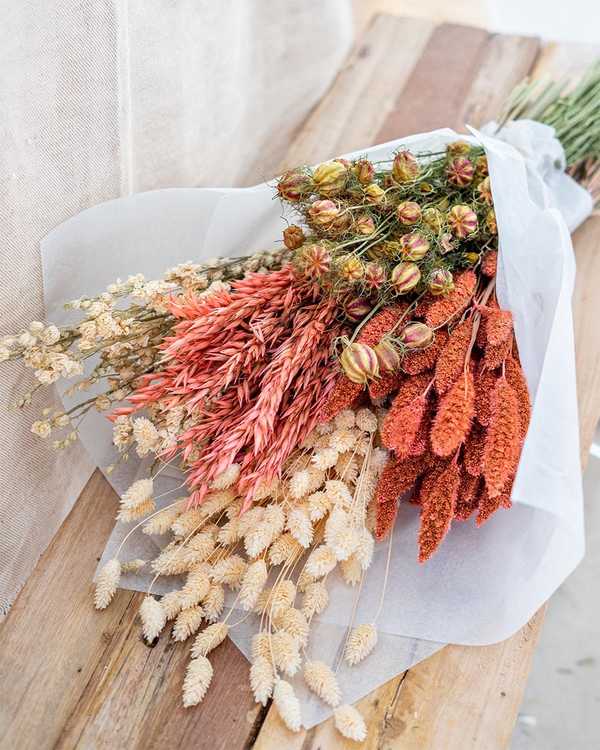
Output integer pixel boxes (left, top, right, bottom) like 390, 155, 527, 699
42, 120, 590, 728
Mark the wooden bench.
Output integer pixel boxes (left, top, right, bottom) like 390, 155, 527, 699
1, 16, 600, 750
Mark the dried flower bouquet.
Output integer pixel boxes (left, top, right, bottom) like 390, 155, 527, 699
3, 66, 600, 738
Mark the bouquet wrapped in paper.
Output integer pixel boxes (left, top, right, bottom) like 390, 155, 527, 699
3, 67, 600, 737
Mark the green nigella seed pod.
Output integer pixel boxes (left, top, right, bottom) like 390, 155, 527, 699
391, 262, 421, 294
428, 268, 454, 296
340, 342, 379, 384
399, 322, 434, 350
399, 232, 430, 261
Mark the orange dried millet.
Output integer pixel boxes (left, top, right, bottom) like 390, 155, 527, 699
474, 366, 499, 427
430, 369, 475, 457
483, 334, 512, 370
482, 378, 522, 497
505, 355, 531, 441
401, 330, 449, 375
476, 479, 513, 526
481, 249, 498, 277
319, 375, 362, 423
463, 422, 487, 477
454, 472, 481, 521
369, 370, 402, 401
382, 394, 429, 458
425, 270, 476, 328
483, 307, 513, 347
417, 460, 460, 562
434, 317, 474, 394
357, 303, 408, 347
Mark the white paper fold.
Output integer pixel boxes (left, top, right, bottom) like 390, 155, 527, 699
41, 122, 589, 728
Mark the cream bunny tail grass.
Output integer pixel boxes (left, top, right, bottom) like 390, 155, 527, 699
334, 704, 367, 741
94, 558, 121, 610
344, 623, 378, 666
182, 655, 213, 707
273, 678, 302, 733
140, 595, 167, 643
303, 660, 341, 707
191, 622, 229, 658
250, 656, 274, 706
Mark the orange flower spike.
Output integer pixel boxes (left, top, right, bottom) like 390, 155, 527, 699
369, 371, 403, 400
374, 454, 428, 506
401, 330, 449, 375
434, 317, 474, 394
319, 375, 363, 423
417, 460, 461, 562
425, 269, 476, 328
481, 249, 498, 278
476, 479, 514, 526
482, 377, 522, 498
474, 366, 499, 427
430, 368, 475, 457
463, 422, 487, 477
409, 403, 433, 457
454, 473, 481, 521
505, 356, 531, 441
482, 308, 513, 347
375, 499, 400, 540
483, 334, 512, 370
357, 303, 408, 347
382, 394, 429, 458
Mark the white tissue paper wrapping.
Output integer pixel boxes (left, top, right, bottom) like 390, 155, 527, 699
42, 120, 590, 728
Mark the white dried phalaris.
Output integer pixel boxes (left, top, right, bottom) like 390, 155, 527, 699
140, 595, 167, 643
305, 545, 337, 579
334, 409, 355, 430
334, 704, 367, 741
151, 545, 199, 576
250, 656, 274, 706
307, 490, 331, 522
237, 506, 265, 538
286, 505, 314, 548
273, 607, 309, 646
325, 508, 359, 561
303, 660, 341, 707
269, 532, 302, 565
297, 568, 315, 593
211, 554, 247, 589
329, 428, 356, 454
203, 583, 225, 623
255, 579, 296, 617
217, 516, 241, 545
344, 623, 378, 666
171, 507, 205, 537
191, 622, 229, 658
311, 447, 339, 471
239, 559, 268, 611
271, 630, 302, 676
173, 604, 204, 641
182, 655, 213, 707
186, 531, 215, 561
161, 590, 184, 620
335, 452, 359, 484
142, 499, 186, 535
210, 463, 240, 490
94, 558, 121, 610
273, 678, 302, 732
301, 581, 329, 620
251, 632, 271, 661
180, 563, 211, 608
340, 555, 363, 586
324, 480, 353, 509
353, 528, 374, 570
244, 505, 284, 558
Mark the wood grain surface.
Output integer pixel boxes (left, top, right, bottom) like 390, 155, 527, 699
1, 15, 599, 750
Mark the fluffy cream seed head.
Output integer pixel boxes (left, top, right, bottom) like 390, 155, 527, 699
191, 622, 228, 658
273, 678, 302, 733
210, 463, 240, 490
173, 604, 205, 641
340, 554, 363, 586
122, 478, 154, 509
334, 409, 356, 430
94, 558, 121, 610
142, 499, 186, 535
182, 655, 213, 707
334, 704, 367, 741
303, 660, 341, 707
344, 623, 378, 666
329, 428, 357, 454
306, 545, 337, 578
121, 558, 146, 574
203, 583, 225, 623
269, 532, 302, 565
160, 590, 184, 620
180, 564, 211, 608
273, 607, 309, 646
286, 506, 314, 548
307, 491, 332, 522
271, 630, 301, 676
311, 447, 339, 471
324, 480, 353, 509
250, 656, 274, 706
301, 581, 329, 620
140, 595, 167, 642
211, 554, 247, 589
117, 497, 155, 522
171, 508, 205, 538
132, 417, 160, 457
355, 407, 378, 433
239, 559, 268, 611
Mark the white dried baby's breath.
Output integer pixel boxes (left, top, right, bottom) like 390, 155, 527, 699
355, 407, 378, 433
160, 590, 184, 620
117, 497, 155, 522
191, 622, 228, 657
286, 505, 313, 548
311, 447, 339, 471
180, 563, 211, 608
239, 559, 268, 611
273, 678, 302, 732
334, 704, 367, 741
250, 656, 274, 706
140, 595, 167, 642
94, 558, 121, 610
272, 631, 301, 676
173, 604, 204, 641
305, 545, 337, 579
273, 607, 309, 646
142, 499, 186, 535
121, 558, 146, 574
303, 660, 341, 707
340, 554, 363, 586
301, 581, 329, 620
203, 583, 225, 623
329, 427, 356, 454
171, 508, 205, 537
182, 655, 213, 707
345, 623, 377, 666
307, 491, 331, 522
211, 554, 247, 589
269, 532, 302, 565
210, 463, 240, 490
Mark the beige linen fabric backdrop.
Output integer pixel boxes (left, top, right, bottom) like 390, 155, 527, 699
0, 0, 353, 616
